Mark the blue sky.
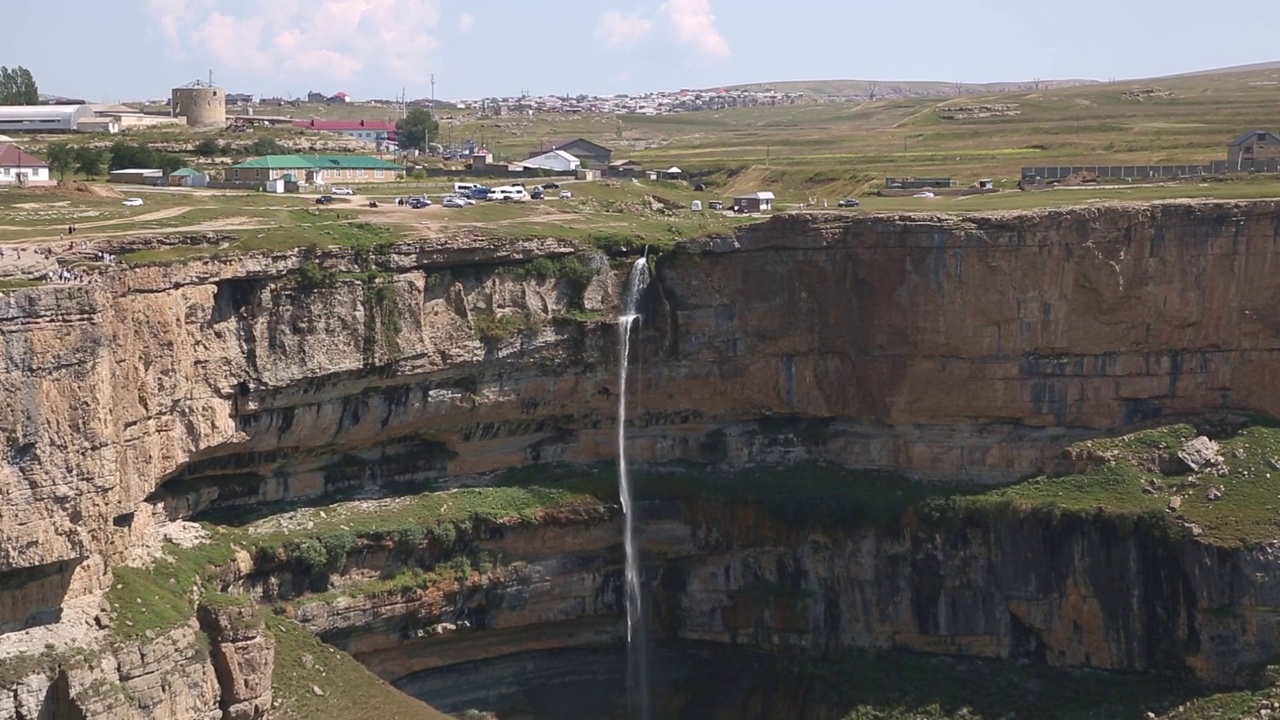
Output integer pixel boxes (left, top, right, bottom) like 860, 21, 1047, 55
6, 0, 1278, 102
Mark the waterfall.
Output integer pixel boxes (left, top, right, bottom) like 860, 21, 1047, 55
616, 257, 650, 720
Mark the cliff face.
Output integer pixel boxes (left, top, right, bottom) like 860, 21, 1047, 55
4, 201, 1280, 714
265, 491, 1279, 690
648, 202, 1280, 480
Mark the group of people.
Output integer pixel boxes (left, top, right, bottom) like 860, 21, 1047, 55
44, 267, 94, 284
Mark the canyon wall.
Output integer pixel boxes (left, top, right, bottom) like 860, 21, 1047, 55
3, 200, 1280, 714
647, 202, 1280, 480
268, 491, 1280, 691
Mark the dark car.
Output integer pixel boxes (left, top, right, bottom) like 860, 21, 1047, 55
409, 198, 429, 209
315, 195, 333, 205
543, 182, 560, 189
733, 205, 748, 215
531, 187, 545, 200
837, 198, 860, 208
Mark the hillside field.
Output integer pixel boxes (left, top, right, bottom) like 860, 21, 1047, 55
450, 66, 1280, 198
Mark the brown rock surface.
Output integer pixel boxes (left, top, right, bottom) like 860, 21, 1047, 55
198, 600, 273, 720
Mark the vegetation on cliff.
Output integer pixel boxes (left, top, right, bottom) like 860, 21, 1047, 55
927, 422, 1280, 547
267, 616, 452, 720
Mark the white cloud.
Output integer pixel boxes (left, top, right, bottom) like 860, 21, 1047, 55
661, 0, 730, 58
458, 13, 475, 34
594, 11, 653, 48
144, 0, 441, 86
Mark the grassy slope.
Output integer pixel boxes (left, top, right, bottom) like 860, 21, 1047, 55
448, 67, 1280, 198
949, 423, 1280, 547
267, 616, 453, 720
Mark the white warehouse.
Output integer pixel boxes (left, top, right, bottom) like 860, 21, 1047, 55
519, 149, 581, 173
0, 105, 95, 133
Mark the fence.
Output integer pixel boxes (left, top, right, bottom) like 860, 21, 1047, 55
1022, 160, 1280, 181
1021, 165, 1212, 181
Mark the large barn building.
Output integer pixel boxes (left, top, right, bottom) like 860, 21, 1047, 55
0, 105, 94, 133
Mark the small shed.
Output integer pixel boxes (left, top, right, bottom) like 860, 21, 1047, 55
664, 166, 683, 180
575, 168, 600, 181
734, 191, 775, 213
168, 167, 208, 188
108, 168, 164, 185
977, 179, 994, 190
608, 159, 643, 177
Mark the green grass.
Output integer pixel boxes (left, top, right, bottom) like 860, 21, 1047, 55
926, 423, 1280, 547
441, 66, 1280, 200
472, 310, 544, 343
108, 483, 598, 641
0, 279, 43, 292
106, 539, 239, 640
266, 615, 453, 720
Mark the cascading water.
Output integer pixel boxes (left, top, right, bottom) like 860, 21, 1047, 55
616, 256, 651, 720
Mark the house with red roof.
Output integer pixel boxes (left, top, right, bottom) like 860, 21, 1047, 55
0, 144, 53, 186
292, 119, 398, 151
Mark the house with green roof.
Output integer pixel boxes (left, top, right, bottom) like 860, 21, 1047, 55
166, 166, 208, 188
228, 154, 404, 184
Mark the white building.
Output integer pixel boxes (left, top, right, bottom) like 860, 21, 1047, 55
0, 105, 95, 133
0, 144, 52, 186
519, 149, 581, 173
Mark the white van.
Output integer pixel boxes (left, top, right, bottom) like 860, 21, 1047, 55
487, 186, 528, 201
453, 182, 478, 194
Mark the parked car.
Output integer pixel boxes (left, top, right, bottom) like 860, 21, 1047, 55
837, 198, 860, 208
442, 196, 466, 208
409, 198, 430, 209
543, 182, 560, 189
733, 205, 748, 215
121, 198, 144, 207
708, 200, 723, 210
331, 186, 354, 196
530, 187, 545, 200
559, 190, 572, 200
315, 195, 333, 205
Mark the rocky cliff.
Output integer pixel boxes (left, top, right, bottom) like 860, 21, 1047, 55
4, 200, 1280, 717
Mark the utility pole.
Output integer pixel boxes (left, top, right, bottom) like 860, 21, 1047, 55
431, 74, 436, 109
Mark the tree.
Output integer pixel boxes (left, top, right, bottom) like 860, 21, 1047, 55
155, 152, 187, 175
246, 136, 286, 155
395, 108, 438, 153
193, 138, 221, 157
44, 143, 75, 182
108, 140, 155, 171
73, 146, 105, 179
0, 66, 38, 105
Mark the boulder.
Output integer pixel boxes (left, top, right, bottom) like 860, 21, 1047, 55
1177, 436, 1223, 472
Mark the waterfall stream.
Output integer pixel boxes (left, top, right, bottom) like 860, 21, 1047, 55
616, 257, 650, 720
